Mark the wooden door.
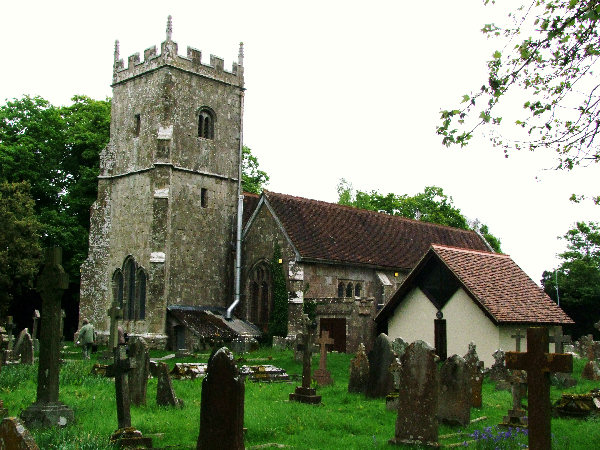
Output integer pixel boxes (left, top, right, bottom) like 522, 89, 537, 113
319, 318, 346, 353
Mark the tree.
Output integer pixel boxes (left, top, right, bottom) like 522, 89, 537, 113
438, 0, 600, 193
337, 180, 502, 252
242, 145, 269, 194
0, 181, 42, 316
542, 221, 600, 338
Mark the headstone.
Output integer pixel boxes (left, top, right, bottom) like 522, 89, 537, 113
553, 390, 600, 418
20, 332, 34, 365
437, 354, 470, 426
13, 328, 29, 358
231, 335, 259, 354
576, 334, 594, 359
21, 248, 74, 428
391, 337, 408, 359
103, 302, 123, 360
386, 357, 402, 411
511, 329, 525, 352
5, 317, 15, 351
0, 417, 39, 450
434, 311, 447, 361
390, 340, 438, 447
489, 349, 509, 382
500, 370, 528, 428
156, 362, 184, 407
197, 347, 244, 450
506, 327, 573, 450
32, 310, 40, 352
365, 333, 394, 398
129, 337, 149, 406
348, 343, 369, 394
581, 360, 600, 380
289, 315, 321, 404
108, 346, 152, 448
463, 342, 484, 408
549, 327, 571, 354
313, 330, 334, 386
591, 341, 600, 361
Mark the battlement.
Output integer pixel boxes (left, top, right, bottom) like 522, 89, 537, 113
112, 16, 244, 88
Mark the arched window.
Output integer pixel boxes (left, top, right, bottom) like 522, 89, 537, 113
346, 282, 353, 298
197, 108, 215, 139
250, 281, 259, 323
355, 283, 361, 298
136, 268, 147, 320
247, 261, 272, 332
121, 256, 148, 321
112, 270, 124, 309
337, 282, 344, 298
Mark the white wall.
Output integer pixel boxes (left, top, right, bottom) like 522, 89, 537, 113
387, 287, 437, 349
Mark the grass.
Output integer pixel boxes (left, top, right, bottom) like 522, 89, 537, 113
1, 344, 599, 449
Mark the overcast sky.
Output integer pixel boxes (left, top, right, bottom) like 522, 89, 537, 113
2, 0, 597, 285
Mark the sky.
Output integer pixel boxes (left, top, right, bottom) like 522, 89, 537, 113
1, 0, 597, 285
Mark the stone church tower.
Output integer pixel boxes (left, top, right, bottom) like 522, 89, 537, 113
80, 17, 245, 346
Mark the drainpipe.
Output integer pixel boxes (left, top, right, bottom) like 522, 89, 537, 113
227, 43, 245, 320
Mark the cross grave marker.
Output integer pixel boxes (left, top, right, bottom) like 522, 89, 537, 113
511, 329, 525, 352
506, 327, 573, 450
289, 315, 321, 404
5, 317, 15, 351
107, 302, 123, 350
549, 327, 571, 354
313, 330, 334, 386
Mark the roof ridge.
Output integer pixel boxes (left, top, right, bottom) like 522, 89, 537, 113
263, 190, 482, 236
432, 244, 508, 258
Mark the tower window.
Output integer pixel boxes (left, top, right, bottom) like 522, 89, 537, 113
346, 282, 353, 298
134, 114, 141, 137
355, 283, 361, 297
201, 188, 208, 208
197, 108, 215, 139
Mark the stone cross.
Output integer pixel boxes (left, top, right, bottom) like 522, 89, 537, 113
5, 317, 15, 351
32, 310, 40, 352
506, 327, 573, 450
548, 327, 571, 354
107, 302, 123, 350
21, 247, 74, 428
289, 315, 321, 404
511, 329, 525, 352
313, 331, 334, 386
107, 347, 136, 430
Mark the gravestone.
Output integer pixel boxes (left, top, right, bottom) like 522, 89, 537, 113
581, 360, 600, 380
32, 310, 40, 352
5, 317, 15, 350
365, 333, 394, 398
390, 340, 438, 447
156, 362, 184, 407
108, 346, 152, 448
13, 328, 29, 358
489, 349, 510, 383
463, 342, 484, 408
500, 371, 528, 428
21, 248, 74, 428
386, 357, 402, 411
506, 327, 573, 450
553, 390, 600, 418
576, 334, 594, 359
103, 302, 123, 360
438, 354, 470, 426
20, 331, 34, 365
313, 330, 333, 386
289, 315, 321, 404
348, 343, 369, 394
391, 337, 408, 359
434, 311, 447, 361
0, 417, 39, 450
129, 337, 149, 406
549, 327, 571, 354
197, 347, 244, 450
511, 329, 525, 352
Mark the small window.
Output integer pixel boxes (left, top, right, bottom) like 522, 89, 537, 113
201, 188, 208, 208
198, 109, 215, 139
337, 282, 344, 298
355, 283, 361, 297
345, 282, 353, 298
134, 114, 141, 137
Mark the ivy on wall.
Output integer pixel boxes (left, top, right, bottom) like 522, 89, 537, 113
268, 242, 288, 339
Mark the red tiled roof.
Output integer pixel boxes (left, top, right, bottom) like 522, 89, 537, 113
430, 245, 573, 324
260, 191, 490, 269
243, 192, 260, 227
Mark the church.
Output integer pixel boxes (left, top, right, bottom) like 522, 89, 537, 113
79, 19, 572, 354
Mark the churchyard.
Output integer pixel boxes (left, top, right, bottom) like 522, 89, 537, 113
1, 342, 600, 449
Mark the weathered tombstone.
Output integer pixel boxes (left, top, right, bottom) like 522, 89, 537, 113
434, 311, 447, 361
391, 337, 408, 359
13, 328, 29, 358
386, 357, 402, 411
591, 341, 600, 361
581, 360, 600, 380
5, 317, 15, 350
32, 310, 40, 352
438, 354, 470, 426
20, 332, 34, 365
390, 340, 438, 447
576, 334, 593, 359
129, 337, 149, 406
500, 371, 528, 428
0, 417, 39, 450
348, 343, 369, 394
549, 327, 571, 354
489, 349, 509, 383
365, 333, 394, 398
463, 342, 484, 408
511, 329, 525, 352
197, 347, 244, 450
156, 362, 184, 407
103, 302, 123, 360
313, 330, 333, 386
21, 248, 74, 428
289, 315, 321, 404
506, 327, 573, 450
107, 346, 152, 448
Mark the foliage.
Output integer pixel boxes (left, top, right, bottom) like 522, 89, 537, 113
542, 221, 600, 338
469, 426, 528, 449
242, 145, 269, 194
0, 95, 111, 280
337, 179, 502, 252
303, 299, 317, 321
438, 0, 600, 183
268, 242, 288, 338
0, 181, 42, 316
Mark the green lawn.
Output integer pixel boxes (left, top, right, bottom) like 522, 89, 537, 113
1, 344, 598, 449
